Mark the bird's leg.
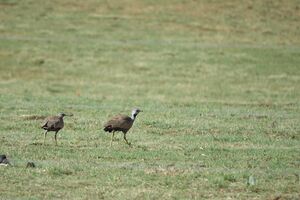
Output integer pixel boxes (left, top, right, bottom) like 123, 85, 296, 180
110, 131, 115, 147
43, 130, 48, 145
54, 131, 58, 146
123, 134, 131, 146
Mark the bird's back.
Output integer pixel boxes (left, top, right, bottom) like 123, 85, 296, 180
104, 114, 133, 133
42, 116, 64, 131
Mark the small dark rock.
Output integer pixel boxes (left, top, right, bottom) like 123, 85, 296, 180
26, 162, 36, 168
0, 154, 11, 166
34, 59, 45, 65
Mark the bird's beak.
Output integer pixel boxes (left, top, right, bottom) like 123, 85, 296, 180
67, 113, 73, 117
139, 110, 143, 112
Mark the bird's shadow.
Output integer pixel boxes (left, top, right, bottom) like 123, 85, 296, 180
30, 142, 44, 146
135, 144, 148, 151
29, 142, 60, 147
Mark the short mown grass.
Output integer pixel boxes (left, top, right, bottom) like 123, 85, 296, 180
0, 0, 299, 199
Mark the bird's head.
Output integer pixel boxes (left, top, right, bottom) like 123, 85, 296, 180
58, 113, 73, 118
131, 108, 142, 119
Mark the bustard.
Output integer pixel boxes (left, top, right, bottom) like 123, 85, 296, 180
104, 108, 142, 146
41, 113, 72, 145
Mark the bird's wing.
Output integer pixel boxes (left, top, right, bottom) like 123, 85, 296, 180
41, 117, 49, 128
42, 116, 60, 128
104, 115, 132, 129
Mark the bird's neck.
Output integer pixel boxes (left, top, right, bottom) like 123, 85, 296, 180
131, 113, 137, 120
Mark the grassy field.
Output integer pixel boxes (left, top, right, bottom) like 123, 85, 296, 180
0, 0, 300, 199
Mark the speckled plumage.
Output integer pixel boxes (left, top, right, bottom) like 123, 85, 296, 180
42, 115, 64, 132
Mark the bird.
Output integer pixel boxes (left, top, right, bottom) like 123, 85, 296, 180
41, 113, 72, 145
0, 154, 10, 166
104, 108, 142, 146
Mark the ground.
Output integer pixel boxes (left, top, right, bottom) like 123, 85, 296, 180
0, 0, 299, 199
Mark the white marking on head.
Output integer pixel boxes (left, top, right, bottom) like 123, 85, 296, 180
131, 108, 142, 120
58, 113, 66, 117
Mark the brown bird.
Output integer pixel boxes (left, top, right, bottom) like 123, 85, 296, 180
104, 108, 142, 146
41, 113, 72, 145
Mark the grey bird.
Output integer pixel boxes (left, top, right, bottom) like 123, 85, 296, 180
41, 113, 72, 145
104, 108, 142, 146
0, 154, 10, 166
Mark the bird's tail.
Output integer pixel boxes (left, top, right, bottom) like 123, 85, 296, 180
104, 126, 112, 132
41, 122, 47, 129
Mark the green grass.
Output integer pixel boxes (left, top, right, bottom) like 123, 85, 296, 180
0, 0, 300, 199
